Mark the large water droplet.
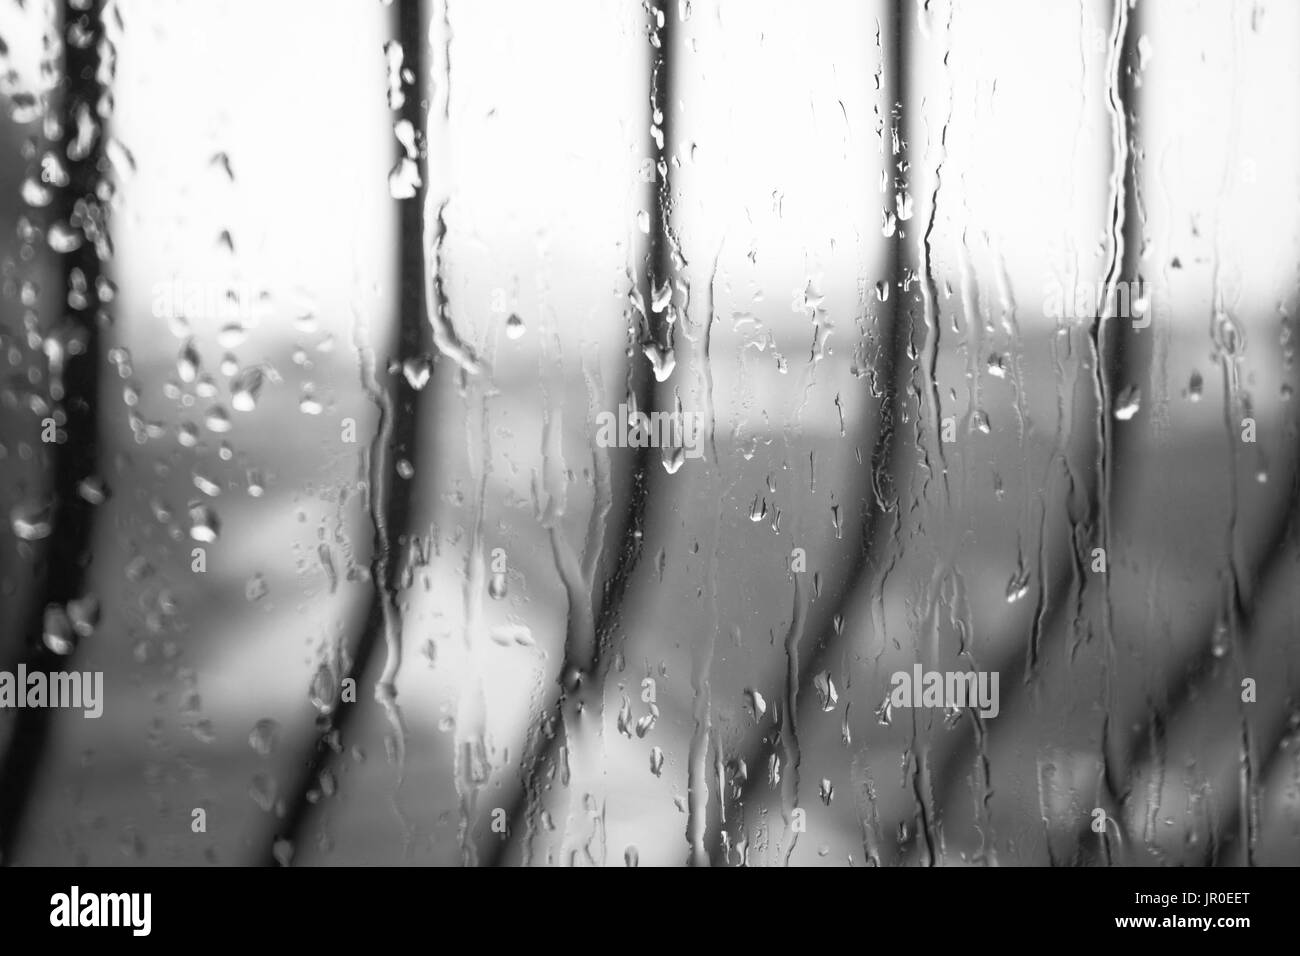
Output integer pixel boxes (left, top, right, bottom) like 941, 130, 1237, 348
231, 366, 264, 412
310, 662, 337, 715
1114, 385, 1141, 420
814, 671, 839, 712
401, 355, 431, 390
47, 221, 83, 253
643, 342, 676, 382
204, 407, 232, 434
11, 501, 53, 540
388, 157, 421, 199
188, 504, 220, 542
298, 389, 323, 415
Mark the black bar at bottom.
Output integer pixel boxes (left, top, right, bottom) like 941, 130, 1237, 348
0, 864, 1284, 942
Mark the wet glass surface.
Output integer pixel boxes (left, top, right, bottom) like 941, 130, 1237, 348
0, 0, 1298, 867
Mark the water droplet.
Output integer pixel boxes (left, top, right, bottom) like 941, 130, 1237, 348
43, 605, 75, 655
649, 746, 665, 777
217, 323, 247, 349
813, 671, 839, 712
388, 157, 421, 199
643, 342, 676, 382
193, 473, 222, 497
505, 313, 525, 340
395, 459, 414, 479
488, 571, 508, 600
21, 176, 52, 207
744, 688, 767, 722
11, 501, 53, 540
875, 696, 893, 727
249, 772, 277, 811
310, 662, 337, 715
1187, 371, 1203, 402
1114, 385, 1141, 420
188, 504, 220, 542
1211, 620, 1230, 658
651, 278, 673, 314
210, 151, 234, 181
624, 846, 639, 867
617, 698, 634, 737
401, 356, 431, 390
67, 595, 100, 637
272, 838, 294, 866
125, 556, 155, 583
661, 442, 685, 474
819, 778, 834, 805
298, 390, 323, 415
204, 407, 232, 434
245, 573, 268, 602
248, 718, 280, 757
177, 339, 200, 383
489, 624, 535, 648
47, 221, 83, 253
230, 366, 264, 412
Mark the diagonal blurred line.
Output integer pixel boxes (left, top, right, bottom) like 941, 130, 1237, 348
1118, 500, 1295, 800
0, 0, 108, 865
1204, 665, 1300, 866
481, 0, 671, 867
1071, 397, 1299, 864
255, 0, 433, 865
1054, 492, 1300, 866
714, 0, 916, 866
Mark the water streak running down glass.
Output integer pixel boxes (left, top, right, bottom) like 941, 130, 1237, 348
0, 0, 1297, 868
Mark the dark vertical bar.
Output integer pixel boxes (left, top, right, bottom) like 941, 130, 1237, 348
259, 0, 431, 865
481, 0, 671, 867
0, 0, 107, 865
925, 0, 1146, 865
716, 0, 915, 865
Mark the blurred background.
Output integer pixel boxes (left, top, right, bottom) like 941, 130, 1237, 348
1, 0, 1298, 867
